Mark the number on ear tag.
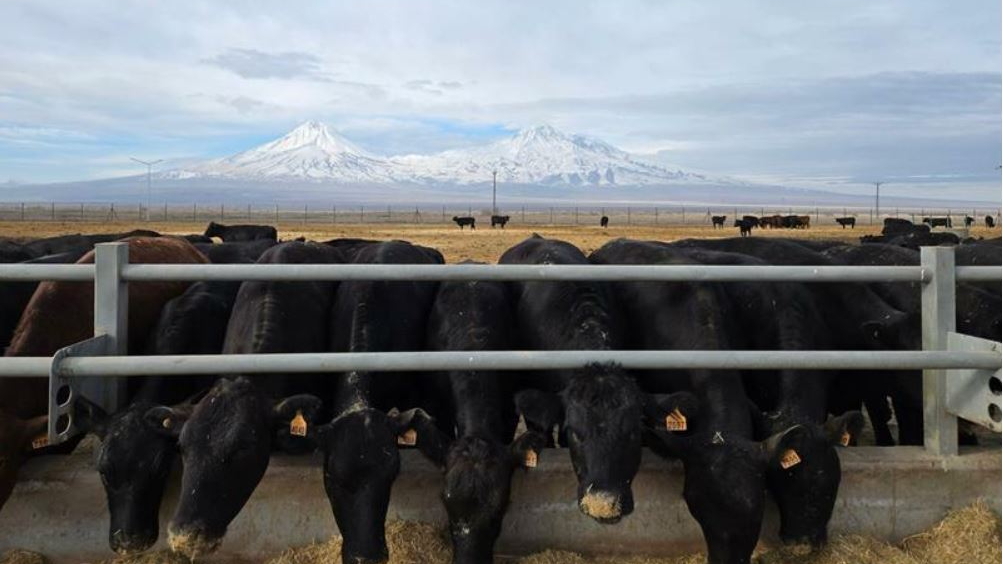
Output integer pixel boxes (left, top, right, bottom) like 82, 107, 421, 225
289, 410, 308, 437
397, 428, 417, 446
524, 449, 538, 468
780, 448, 802, 469
665, 408, 687, 432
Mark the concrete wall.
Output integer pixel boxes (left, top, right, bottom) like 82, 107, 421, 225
0, 446, 999, 562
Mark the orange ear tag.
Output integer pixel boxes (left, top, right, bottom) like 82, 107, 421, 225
665, 408, 687, 432
289, 410, 308, 437
524, 449, 538, 468
31, 434, 50, 450
397, 428, 417, 446
839, 431, 851, 447
780, 448, 802, 469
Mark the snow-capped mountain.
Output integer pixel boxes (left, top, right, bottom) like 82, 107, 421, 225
164, 121, 722, 187
164, 121, 396, 183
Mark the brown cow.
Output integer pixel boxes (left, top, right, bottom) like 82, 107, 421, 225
0, 237, 207, 511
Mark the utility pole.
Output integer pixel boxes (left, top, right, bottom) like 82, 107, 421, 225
874, 181, 883, 218
130, 157, 163, 221
492, 170, 498, 215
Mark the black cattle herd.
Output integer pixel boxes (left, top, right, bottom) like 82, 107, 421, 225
0, 220, 1000, 564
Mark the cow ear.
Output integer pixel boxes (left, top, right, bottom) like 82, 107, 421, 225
390, 408, 449, 467
825, 411, 865, 447
73, 396, 110, 439
143, 405, 190, 439
861, 310, 912, 348
510, 430, 547, 469
273, 394, 324, 434
273, 394, 324, 454
761, 424, 811, 471
643, 391, 699, 431
514, 389, 564, 437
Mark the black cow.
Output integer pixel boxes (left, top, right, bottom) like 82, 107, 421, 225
922, 217, 952, 228
835, 217, 856, 229
734, 219, 753, 237
203, 221, 278, 242
491, 215, 510, 229
193, 239, 277, 264
711, 215, 726, 228
649, 239, 866, 546
499, 235, 646, 524
592, 239, 830, 563
405, 268, 546, 564
307, 239, 444, 564
453, 216, 476, 230
882, 218, 917, 235
73, 277, 243, 554
741, 215, 760, 228
822, 243, 1000, 445
22, 230, 160, 257
964, 216, 975, 227
986, 215, 996, 228
149, 241, 342, 559
0, 240, 36, 263
600, 215, 609, 228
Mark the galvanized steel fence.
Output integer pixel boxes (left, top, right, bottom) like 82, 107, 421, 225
0, 243, 999, 458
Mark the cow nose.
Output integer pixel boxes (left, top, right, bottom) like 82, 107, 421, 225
167, 525, 222, 559
110, 529, 156, 555
578, 486, 626, 523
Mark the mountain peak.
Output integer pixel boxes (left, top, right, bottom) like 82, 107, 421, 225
262, 120, 368, 156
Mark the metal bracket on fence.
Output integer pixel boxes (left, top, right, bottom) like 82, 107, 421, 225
47, 335, 111, 444
945, 332, 1002, 433
93, 243, 128, 411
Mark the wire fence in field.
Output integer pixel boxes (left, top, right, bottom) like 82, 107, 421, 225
0, 202, 1000, 228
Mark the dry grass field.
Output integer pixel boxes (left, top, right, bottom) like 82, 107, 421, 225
3, 220, 996, 263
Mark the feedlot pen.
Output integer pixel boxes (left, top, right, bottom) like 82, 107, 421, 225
0, 242, 1000, 561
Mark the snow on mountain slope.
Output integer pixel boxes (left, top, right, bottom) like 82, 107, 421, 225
162, 121, 396, 183
163, 121, 726, 187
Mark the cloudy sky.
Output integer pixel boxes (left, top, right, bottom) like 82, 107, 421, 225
1, 1, 1000, 201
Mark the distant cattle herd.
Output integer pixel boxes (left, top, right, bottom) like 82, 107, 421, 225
0, 219, 1000, 564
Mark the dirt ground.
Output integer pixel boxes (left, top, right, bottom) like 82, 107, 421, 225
2, 220, 997, 263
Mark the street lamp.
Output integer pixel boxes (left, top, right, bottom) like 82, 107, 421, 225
492, 170, 498, 215
131, 157, 162, 221
874, 181, 883, 218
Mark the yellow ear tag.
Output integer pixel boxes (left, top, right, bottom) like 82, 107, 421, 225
839, 431, 851, 447
524, 449, 538, 468
665, 408, 687, 432
780, 448, 802, 469
397, 428, 417, 446
289, 410, 308, 437
31, 434, 50, 450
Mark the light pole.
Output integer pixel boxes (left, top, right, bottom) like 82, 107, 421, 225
131, 157, 162, 221
874, 181, 883, 218
492, 170, 498, 215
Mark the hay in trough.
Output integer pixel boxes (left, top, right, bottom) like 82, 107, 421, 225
0, 550, 46, 564
97, 549, 190, 564
266, 520, 451, 564
901, 501, 1002, 564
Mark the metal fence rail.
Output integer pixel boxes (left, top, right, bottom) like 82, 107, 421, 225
0, 243, 1000, 457
2, 263, 998, 283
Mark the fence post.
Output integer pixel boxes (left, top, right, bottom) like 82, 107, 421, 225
550, 207, 554, 224
91, 243, 129, 412
361, 206, 364, 223
921, 246, 958, 456
303, 205, 308, 225
220, 203, 224, 221
627, 207, 631, 225
50, 202, 55, 221
20, 202, 24, 221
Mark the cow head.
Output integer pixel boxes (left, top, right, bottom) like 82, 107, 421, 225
862, 310, 920, 352
153, 378, 322, 560
0, 411, 47, 512
403, 410, 546, 564
306, 406, 426, 564
74, 397, 194, 555
203, 222, 223, 239
647, 394, 814, 564
515, 363, 644, 524
764, 411, 864, 546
